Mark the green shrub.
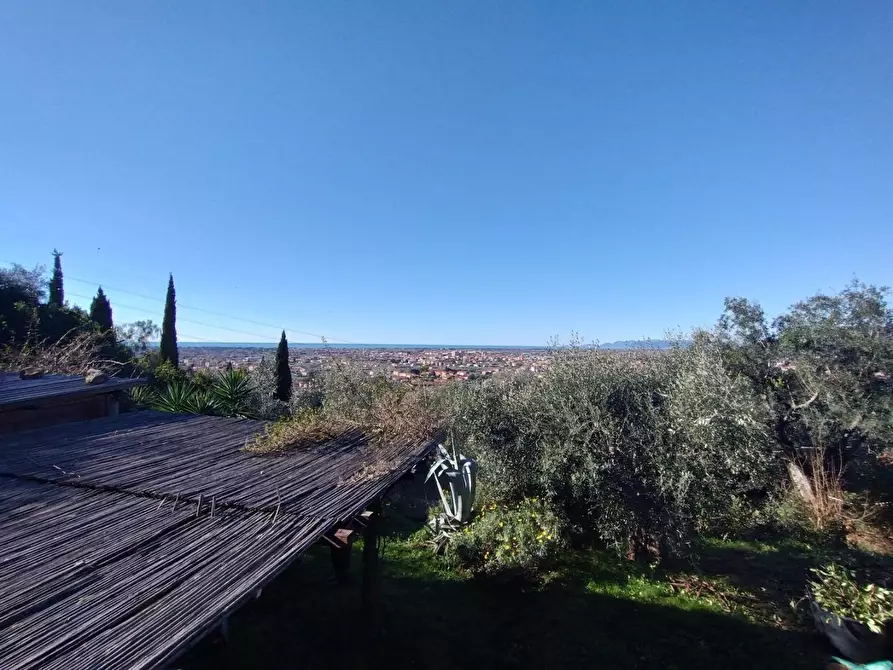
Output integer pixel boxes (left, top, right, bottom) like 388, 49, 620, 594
152, 360, 183, 387
452, 338, 779, 558
191, 368, 217, 392
449, 498, 566, 574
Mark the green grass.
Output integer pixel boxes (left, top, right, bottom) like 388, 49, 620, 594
179, 505, 868, 670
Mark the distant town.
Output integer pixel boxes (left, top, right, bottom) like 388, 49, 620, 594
176, 340, 675, 386
178, 344, 556, 385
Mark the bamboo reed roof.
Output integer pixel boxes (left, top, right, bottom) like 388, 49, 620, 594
0, 411, 434, 669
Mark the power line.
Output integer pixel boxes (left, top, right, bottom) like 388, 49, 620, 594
66, 292, 280, 343
64, 275, 351, 343
59, 291, 213, 342
2, 260, 353, 343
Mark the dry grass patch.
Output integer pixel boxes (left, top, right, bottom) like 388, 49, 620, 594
244, 410, 359, 453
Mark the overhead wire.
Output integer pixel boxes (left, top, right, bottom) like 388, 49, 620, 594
62, 274, 353, 343
65, 292, 279, 343
1, 260, 353, 343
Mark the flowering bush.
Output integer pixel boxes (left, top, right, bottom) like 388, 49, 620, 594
449, 498, 566, 574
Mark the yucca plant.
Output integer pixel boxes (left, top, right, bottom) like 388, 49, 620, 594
210, 368, 255, 418
183, 389, 221, 416
152, 379, 200, 415
129, 385, 158, 408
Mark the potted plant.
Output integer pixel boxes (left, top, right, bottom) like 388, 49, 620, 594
807, 563, 893, 664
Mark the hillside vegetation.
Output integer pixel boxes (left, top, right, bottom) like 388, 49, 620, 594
185, 280, 893, 669
275, 280, 893, 566
4, 256, 892, 665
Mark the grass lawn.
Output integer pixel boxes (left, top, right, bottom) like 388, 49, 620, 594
180, 501, 893, 670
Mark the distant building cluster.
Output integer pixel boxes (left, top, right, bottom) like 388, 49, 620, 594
180, 346, 554, 385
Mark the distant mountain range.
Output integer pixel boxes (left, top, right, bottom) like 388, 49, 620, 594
597, 340, 678, 350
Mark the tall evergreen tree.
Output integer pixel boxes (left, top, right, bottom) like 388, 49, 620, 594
159, 274, 178, 367
274, 329, 292, 402
48, 249, 64, 307
89, 287, 114, 332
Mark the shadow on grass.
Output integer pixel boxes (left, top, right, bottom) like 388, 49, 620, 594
689, 537, 893, 620
182, 534, 830, 670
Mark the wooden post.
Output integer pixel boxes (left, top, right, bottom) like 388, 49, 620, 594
329, 528, 355, 586
106, 393, 120, 419
362, 503, 382, 617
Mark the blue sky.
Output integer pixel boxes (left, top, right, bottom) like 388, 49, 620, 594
2, 2, 891, 345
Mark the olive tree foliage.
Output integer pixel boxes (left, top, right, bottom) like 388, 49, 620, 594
715, 280, 893, 465
247, 356, 292, 420
1, 264, 46, 341
452, 337, 777, 557
117, 320, 160, 353
0, 264, 45, 305
1, 263, 98, 352
318, 363, 444, 440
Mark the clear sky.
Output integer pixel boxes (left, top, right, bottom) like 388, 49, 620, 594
2, 2, 891, 345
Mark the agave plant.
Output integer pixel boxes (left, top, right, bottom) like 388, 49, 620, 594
426, 438, 478, 526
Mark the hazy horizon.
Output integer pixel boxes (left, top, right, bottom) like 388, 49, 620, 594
169, 338, 676, 350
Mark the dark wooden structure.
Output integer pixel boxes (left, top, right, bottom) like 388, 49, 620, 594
0, 411, 434, 669
0, 372, 145, 432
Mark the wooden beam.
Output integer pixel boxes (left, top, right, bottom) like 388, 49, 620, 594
361, 504, 381, 616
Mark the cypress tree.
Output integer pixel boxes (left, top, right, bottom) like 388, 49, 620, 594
48, 249, 64, 307
89, 287, 114, 332
159, 274, 178, 367
274, 329, 292, 402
